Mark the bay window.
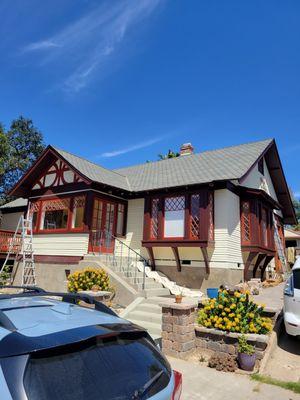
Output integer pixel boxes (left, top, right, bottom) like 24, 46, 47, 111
145, 190, 214, 242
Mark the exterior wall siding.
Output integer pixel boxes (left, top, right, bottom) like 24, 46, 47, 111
210, 189, 244, 269
33, 233, 89, 257
242, 159, 282, 217
115, 198, 147, 258
0, 212, 23, 231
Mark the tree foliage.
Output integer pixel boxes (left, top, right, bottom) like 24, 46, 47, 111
158, 149, 180, 160
292, 198, 300, 230
0, 116, 45, 204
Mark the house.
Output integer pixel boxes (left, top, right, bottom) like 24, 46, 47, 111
284, 228, 300, 266
0, 138, 296, 291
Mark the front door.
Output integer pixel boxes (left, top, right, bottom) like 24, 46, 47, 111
89, 198, 116, 253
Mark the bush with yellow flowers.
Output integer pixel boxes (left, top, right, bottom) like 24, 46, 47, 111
67, 267, 110, 293
198, 289, 272, 334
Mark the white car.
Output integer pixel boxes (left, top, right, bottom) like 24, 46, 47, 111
284, 257, 300, 336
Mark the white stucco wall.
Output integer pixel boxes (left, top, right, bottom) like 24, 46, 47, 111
210, 189, 244, 270
33, 233, 89, 256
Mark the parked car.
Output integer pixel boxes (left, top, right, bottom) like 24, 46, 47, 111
283, 258, 300, 336
0, 286, 182, 400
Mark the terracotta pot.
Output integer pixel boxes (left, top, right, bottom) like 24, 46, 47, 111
175, 295, 183, 304
238, 352, 256, 371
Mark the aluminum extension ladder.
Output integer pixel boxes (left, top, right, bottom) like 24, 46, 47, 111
273, 214, 288, 279
0, 216, 36, 286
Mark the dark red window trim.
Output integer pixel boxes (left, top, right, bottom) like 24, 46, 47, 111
144, 189, 214, 244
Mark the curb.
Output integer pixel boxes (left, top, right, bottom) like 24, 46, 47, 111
259, 310, 283, 374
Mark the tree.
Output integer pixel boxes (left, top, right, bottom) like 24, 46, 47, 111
0, 116, 45, 204
158, 149, 180, 160
293, 197, 300, 230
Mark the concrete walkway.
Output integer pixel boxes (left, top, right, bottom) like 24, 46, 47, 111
168, 356, 300, 400
251, 282, 285, 311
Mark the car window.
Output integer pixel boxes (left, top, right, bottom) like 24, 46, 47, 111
293, 270, 300, 290
24, 335, 171, 400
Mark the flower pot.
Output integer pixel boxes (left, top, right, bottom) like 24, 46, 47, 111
175, 295, 183, 304
238, 352, 256, 371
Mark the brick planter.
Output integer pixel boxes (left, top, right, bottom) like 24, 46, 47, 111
160, 298, 198, 359
195, 325, 270, 360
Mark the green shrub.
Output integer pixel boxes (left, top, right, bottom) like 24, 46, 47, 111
197, 289, 272, 334
238, 334, 255, 355
67, 267, 110, 293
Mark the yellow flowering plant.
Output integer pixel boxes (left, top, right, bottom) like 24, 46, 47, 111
198, 289, 272, 334
67, 267, 110, 293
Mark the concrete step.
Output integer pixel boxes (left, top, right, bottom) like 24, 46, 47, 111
143, 288, 170, 297
144, 296, 170, 305
133, 282, 163, 291
127, 310, 162, 324
128, 318, 162, 337
135, 302, 162, 313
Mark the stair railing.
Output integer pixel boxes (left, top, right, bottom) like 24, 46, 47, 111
93, 230, 149, 291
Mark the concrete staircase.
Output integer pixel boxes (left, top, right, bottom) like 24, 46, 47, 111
121, 296, 164, 342
84, 254, 170, 298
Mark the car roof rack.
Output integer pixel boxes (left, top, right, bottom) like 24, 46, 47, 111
0, 285, 117, 318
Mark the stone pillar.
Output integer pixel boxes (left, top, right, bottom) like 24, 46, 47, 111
160, 298, 197, 359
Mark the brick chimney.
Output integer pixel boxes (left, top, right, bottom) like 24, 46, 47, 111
180, 143, 194, 156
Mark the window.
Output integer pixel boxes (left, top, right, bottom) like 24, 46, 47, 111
23, 335, 171, 400
116, 204, 125, 236
92, 199, 103, 231
293, 270, 300, 290
261, 207, 268, 247
241, 201, 251, 243
72, 196, 85, 229
41, 199, 70, 230
151, 198, 159, 239
29, 202, 40, 231
190, 194, 200, 238
258, 158, 264, 175
164, 196, 185, 238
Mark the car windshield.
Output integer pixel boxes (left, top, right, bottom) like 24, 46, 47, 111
23, 335, 171, 400
293, 269, 300, 290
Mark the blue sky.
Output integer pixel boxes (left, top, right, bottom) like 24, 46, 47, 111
0, 0, 299, 198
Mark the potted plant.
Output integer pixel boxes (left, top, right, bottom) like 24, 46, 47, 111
237, 335, 256, 371
175, 289, 183, 304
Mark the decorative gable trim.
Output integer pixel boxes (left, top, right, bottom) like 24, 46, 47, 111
32, 159, 84, 191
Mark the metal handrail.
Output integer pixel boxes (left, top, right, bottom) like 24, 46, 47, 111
91, 230, 148, 291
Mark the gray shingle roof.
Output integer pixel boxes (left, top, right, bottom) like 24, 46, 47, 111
114, 139, 273, 191
0, 198, 28, 209
49, 140, 273, 193
54, 148, 130, 191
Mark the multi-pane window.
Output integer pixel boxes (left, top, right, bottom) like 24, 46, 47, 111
151, 199, 159, 239
116, 204, 125, 236
261, 207, 268, 247
92, 199, 103, 231
208, 192, 214, 241
190, 194, 200, 238
41, 199, 70, 230
29, 202, 40, 231
164, 196, 185, 238
149, 193, 214, 241
72, 196, 85, 229
241, 201, 251, 243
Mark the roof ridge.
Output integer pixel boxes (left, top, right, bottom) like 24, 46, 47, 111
52, 146, 128, 180
114, 138, 274, 172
